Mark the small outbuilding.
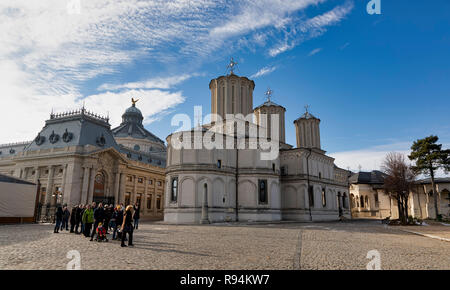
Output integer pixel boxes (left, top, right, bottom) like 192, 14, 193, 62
0, 174, 37, 224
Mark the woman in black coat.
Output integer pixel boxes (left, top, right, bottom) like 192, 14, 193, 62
54, 207, 63, 233
70, 205, 78, 233
121, 205, 134, 247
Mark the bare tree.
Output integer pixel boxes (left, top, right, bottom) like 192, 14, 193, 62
381, 152, 416, 224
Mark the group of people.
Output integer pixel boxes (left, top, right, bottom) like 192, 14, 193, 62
54, 201, 141, 247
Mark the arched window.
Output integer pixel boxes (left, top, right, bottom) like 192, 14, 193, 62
170, 177, 178, 202
360, 195, 365, 208
134, 144, 140, 151
365, 196, 369, 208
258, 180, 268, 204
322, 188, 327, 207
342, 193, 347, 209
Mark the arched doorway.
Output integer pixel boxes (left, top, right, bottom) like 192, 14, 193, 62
93, 172, 110, 204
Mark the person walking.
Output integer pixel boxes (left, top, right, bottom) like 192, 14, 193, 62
90, 203, 105, 241
133, 203, 140, 230
54, 206, 63, 233
70, 205, 78, 233
121, 205, 134, 247
82, 205, 94, 237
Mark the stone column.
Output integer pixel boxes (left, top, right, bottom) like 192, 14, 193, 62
87, 167, 96, 204
114, 172, 120, 205
143, 177, 149, 215
132, 175, 137, 204
44, 166, 55, 205
200, 183, 209, 224
81, 167, 90, 205
61, 164, 69, 205
119, 173, 126, 204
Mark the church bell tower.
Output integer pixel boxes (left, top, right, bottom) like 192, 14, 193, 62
294, 106, 321, 149
209, 58, 255, 122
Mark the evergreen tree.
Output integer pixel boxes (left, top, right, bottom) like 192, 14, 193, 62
408, 136, 450, 220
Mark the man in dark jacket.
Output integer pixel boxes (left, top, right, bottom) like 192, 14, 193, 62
74, 205, 83, 234
133, 203, 140, 230
103, 205, 113, 234
90, 203, 105, 241
70, 205, 78, 233
61, 206, 70, 231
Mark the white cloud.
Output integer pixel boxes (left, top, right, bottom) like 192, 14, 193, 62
98, 74, 199, 91
250, 66, 277, 78
308, 48, 322, 56
83, 89, 185, 127
269, 1, 354, 57
0, 0, 354, 143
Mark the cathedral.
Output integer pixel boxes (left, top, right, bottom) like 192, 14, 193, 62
0, 101, 167, 220
164, 70, 351, 223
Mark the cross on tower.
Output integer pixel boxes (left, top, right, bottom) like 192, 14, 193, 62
304, 104, 310, 113
227, 57, 238, 75
265, 87, 273, 102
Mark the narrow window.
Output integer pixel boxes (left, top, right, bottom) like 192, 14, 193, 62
258, 179, 268, 204
308, 186, 314, 207
360, 195, 364, 208
171, 177, 178, 202
322, 188, 327, 207
217, 159, 222, 169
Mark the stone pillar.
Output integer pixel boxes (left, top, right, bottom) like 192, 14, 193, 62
143, 177, 149, 215
61, 164, 69, 205
81, 167, 90, 205
132, 175, 137, 204
119, 173, 126, 204
87, 167, 96, 204
114, 172, 120, 205
44, 166, 55, 205
200, 183, 209, 224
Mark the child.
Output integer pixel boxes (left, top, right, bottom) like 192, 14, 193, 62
96, 222, 108, 242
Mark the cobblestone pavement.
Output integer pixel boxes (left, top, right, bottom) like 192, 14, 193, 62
0, 220, 449, 270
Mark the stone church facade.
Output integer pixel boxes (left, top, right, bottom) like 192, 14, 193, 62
0, 102, 166, 220
164, 72, 351, 223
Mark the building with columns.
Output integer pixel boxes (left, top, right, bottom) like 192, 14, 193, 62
164, 70, 352, 224
0, 101, 166, 220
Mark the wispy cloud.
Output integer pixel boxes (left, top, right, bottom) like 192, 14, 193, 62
0, 0, 354, 143
98, 74, 200, 91
269, 1, 354, 57
308, 48, 322, 56
250, 66, 277, 78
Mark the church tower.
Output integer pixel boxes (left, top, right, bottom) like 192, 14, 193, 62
254, 88, 286, 143
209, 59, 255, 122
294, 107, 321, 149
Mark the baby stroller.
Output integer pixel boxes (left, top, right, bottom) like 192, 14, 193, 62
96, 223, 109, 242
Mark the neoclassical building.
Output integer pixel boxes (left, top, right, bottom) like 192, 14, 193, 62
164, 71, 351, 223
0, 101, 166, 220
349, 171, 450, 220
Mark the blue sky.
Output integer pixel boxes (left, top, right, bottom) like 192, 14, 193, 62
1, 0, 449, 171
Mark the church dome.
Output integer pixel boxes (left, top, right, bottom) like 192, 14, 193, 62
121, 103, 144, 124
112, 99, 165, 146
